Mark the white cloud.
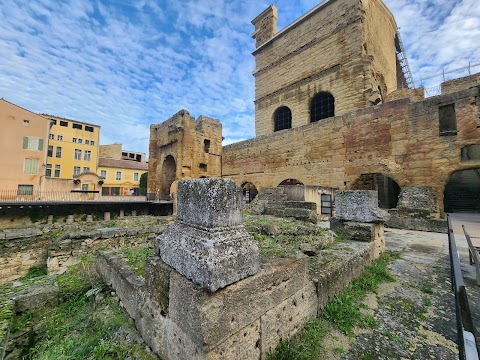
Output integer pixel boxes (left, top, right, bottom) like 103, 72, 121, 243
0, 0, 478, 158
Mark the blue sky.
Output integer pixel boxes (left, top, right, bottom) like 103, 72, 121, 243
0, 0, 479, 156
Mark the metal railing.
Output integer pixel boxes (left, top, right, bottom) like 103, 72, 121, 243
447, 215, 480, 360
0, 190, 147, 203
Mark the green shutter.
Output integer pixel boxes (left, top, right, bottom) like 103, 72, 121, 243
38, 139, 44, 150
23, 137, 28, 149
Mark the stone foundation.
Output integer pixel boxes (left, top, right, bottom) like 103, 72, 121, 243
96, 236, 380, 360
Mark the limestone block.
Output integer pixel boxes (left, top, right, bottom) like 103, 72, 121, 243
157, 223, 259, 292
283, 207, 317, 223
145, 256, 171, 313
396, 186, 438, 213
157, 178, 259, 292
335, 190, 390, 223
176, 178, 243, 228
168, 257, 312, 350
260, 283, 317, 355
330, 220, 384, 244
207, 320, 261, 360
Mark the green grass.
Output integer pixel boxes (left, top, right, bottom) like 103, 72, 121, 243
420, 283, 434, 295
267, 319, 328, 360
322, 252, 398, 335
244, 217, 329, 258
123, 247, 154, 277
29, 252, 156, 360
19, 266, 47, 280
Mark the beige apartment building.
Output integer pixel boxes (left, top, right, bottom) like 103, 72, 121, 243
0, 99, 50, 194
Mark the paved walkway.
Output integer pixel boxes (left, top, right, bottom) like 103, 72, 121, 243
330, 215, 480, 359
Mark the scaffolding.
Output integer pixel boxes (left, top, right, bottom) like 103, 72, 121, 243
395, 31, 415, 89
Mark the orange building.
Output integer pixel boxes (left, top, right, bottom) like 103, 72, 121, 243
0, 99, 50, 194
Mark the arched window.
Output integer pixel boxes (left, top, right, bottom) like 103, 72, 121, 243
310, 92, 335, 123
274, 106, 292, 132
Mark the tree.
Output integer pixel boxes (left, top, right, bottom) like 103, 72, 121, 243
139, 172, 148, 196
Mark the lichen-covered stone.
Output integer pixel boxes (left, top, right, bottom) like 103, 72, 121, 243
157, 178, 259, 292
335, 190, 390, 223
396, 186, 438, 213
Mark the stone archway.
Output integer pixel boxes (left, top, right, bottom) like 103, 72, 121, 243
161, 155, 176, 200
278, 179, 304, 186
241, 182, 258, 204
351, 173, 400, 209
444, 168, 480, 213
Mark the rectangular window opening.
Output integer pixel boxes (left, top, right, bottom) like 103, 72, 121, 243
60, 120, 68, 127
439, 104, 457, 136
73, 123, 82, 130
18, 184, 33, 195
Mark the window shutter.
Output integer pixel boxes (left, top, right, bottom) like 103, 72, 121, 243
38, 139, 44, 150
23, 137, 28, 149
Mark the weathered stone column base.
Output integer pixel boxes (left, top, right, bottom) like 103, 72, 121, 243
330, 219, 385, 259
156, 222, 259, 292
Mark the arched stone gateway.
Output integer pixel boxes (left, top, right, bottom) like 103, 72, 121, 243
278, 179, 304, 186
161, 155, 176, 200
352, 173, 400, 209
241, 182, 258, 204
444, 168, 480, 213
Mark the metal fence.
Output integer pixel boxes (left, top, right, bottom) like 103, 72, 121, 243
0, 190, 147, 203
447, 215, 480, 360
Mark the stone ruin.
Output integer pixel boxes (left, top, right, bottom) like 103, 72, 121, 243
95, 179, 387, 359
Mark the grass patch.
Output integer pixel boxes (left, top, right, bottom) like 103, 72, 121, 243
29, 253, 156, 360
322, 252, 398, 336
19, 266, 47, 280
420, 283, 434, 295
267, 319, 328, 360
244, 216, 329, 258
123, 247, 154, 276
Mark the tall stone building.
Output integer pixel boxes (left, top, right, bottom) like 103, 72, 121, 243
251, 0, 405, 136
149, 0, 480, 216
148, 110, 222, 200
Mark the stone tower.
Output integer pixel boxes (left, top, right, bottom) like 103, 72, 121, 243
147, 110, 222, 200
251, 0, 407, 136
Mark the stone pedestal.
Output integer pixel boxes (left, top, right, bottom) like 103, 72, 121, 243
66, 215, 74, 224
47, 215, 53, 225
156, 178, 260, 292
86, 214, 93, 223
104, 212, 110, 221
332, 190, 386, 259
119, 209, 125, 218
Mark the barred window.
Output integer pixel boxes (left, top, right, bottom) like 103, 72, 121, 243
274, 106, 292, 132
310, 92, 335, 123
18, 184, 33, 195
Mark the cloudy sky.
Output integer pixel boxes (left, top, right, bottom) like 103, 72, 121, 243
1, 0, 479, 156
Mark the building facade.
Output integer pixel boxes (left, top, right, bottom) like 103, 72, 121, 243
251, 0, 405, 137
40, 114, 100, 182
99, 144, 148, 196
0, 99, 49, 194
148, 0, 480, 216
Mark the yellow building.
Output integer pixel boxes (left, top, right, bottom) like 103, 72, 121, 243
0, 99, 50, 194
40, 114, 100, 188
98, 144, 148, 196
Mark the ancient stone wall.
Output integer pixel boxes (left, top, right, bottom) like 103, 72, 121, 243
441, 73, 480, 94
223, 85, 480, 214
252, 0, 400, 136
0, 221, 166, 284
148, 110, 222, 200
